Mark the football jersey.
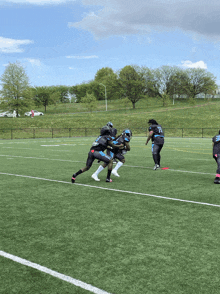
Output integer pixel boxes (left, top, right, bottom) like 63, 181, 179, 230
149, 124, 164, 144
91, 135, 112, 151
110, 128, 117, 139
110, 134, 130, 153
212, 134, 220, 155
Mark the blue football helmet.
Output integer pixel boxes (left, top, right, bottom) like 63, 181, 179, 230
106, 121, 113, 128
123, 129, 132, 138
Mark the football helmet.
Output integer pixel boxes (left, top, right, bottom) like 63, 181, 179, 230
100, 125, 111, 136
122, 129, 132, 138
106, 121, 113, 128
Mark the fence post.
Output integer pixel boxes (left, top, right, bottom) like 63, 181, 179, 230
85, 128, 87, 137
52, 128, 53, 139
33, 129, 35, 139
202, 128, 203, 138
69, 128, 71, 138
11, 129, 13, 140
182, 128, 183, 138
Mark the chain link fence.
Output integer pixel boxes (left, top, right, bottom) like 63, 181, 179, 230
0, 128, 219, 140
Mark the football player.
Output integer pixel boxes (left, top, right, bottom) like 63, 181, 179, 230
71, 126, 123, 183
99, 122, 118, 163
91, 129, 132, 181
212, 130, 220, 184
145, 119, 164, 170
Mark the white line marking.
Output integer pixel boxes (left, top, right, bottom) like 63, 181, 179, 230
0, 250, 111, 294
0, 154, 216, 175
1, 172, 220, 208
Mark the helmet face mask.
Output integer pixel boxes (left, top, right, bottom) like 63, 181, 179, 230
123, 129, 132, 138
106, 121, 113, 128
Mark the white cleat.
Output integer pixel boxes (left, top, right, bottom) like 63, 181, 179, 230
91, 173, 100, 181
112, 169, 120, 177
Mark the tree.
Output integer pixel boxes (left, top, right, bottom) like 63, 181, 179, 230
81, 92, 98, 112
94, 67, 121, 101
119, 65, 145, 109
33, 86, 59, 112
50, 85, 70, 103
0, 62, 33, 116
185, 68, 217, 99
69, 83, 90, 103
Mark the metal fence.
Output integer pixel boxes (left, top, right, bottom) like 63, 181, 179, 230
0, 128, 219, 140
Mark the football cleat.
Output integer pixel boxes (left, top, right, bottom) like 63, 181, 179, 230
112, 169, 120, 177
214, 177, 220, 184
91, 173, 100, 182
106, 178, 112, 182
71, 177, 76, 183
153, 164, 160, 170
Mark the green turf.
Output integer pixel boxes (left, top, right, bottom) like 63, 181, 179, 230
1, 137, 220, 294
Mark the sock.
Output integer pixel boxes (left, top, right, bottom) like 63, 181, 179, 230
216, 174, 220, 178
95, 165, 105, 176
73, 169, 83, 178
113, 161, 123, 172
107, 169, 111, 180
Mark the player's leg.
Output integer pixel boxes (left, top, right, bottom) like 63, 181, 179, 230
91, 151, 112, 182
152, 144, 160, 170
112, 153, 125, 177
214, 154, 220, 184
157, 144, 163, 167
71, 151, 94, 183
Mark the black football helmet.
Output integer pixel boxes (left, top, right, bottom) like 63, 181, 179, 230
100, 125, 111, 136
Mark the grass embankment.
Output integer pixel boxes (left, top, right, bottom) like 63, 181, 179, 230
0, 98, 220, 138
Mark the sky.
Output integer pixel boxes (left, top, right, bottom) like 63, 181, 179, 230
1, 0, 220, 89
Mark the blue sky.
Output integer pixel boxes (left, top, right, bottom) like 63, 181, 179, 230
1, 0, 220, 88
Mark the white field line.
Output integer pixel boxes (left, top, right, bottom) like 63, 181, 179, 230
0, 154, 216, 175
0, 250, 111, 294
1, 172, 220, 208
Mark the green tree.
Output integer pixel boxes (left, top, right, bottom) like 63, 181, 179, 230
81, 92, 98, 112
33, 86, 59, 112
69, 83, 90, 103
94, 67, 121, 101
185, 68, 217, 99
50, 85, 70, 103
0, 62, 33, 116
119, 65, 145, 109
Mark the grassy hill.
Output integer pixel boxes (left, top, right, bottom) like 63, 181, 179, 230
0, 98, 220, 139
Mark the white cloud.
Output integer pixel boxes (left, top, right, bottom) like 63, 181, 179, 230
66, 55, 98, 59
69, 0, 220, 39
181, 60, 207, 69
26, 58, 42, 67
0, 0, 69, 5
0, 36, 33, 53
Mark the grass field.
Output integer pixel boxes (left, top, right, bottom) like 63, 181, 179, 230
1, 136, 220, 294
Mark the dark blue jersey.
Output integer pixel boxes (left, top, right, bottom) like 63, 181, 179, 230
212, 134, 220, 155
91, 135, 112, 151
149, 124, 164, 144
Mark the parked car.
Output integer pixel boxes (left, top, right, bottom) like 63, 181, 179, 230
24, 110, 44, 117
0, 111, 20, 118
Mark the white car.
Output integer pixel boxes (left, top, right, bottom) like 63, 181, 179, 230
25, 110, 44, 117
0, 111, 20, 118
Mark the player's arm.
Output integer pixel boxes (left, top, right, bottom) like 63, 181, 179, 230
108, 141, 124, 149
145, 131, 154, 145
124, 141, 130, 151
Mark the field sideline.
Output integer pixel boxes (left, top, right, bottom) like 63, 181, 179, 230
1, 137, 220, 294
